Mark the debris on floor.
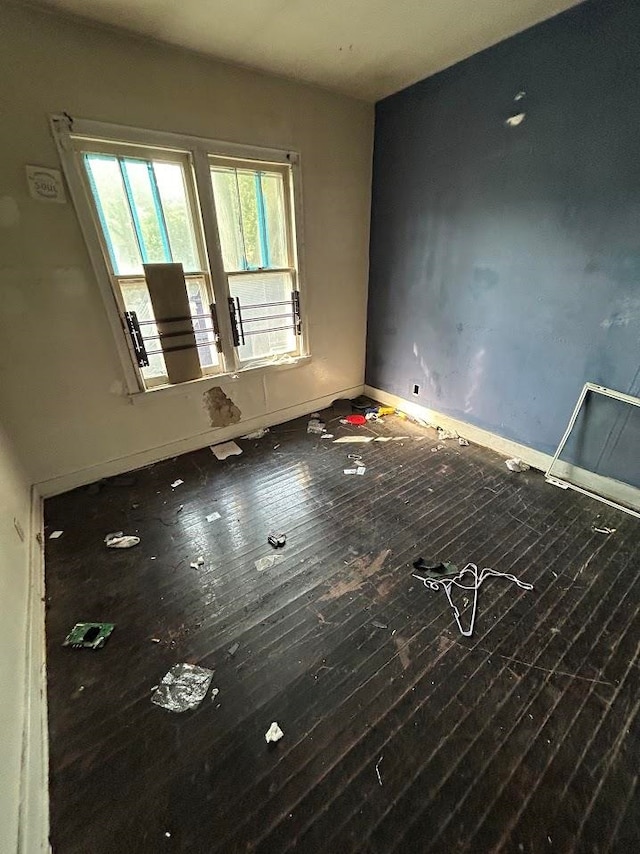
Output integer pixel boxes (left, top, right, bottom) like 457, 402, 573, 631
342, 414, 367, 426
242, 427, 269, 439
375, 755, 384, 786
344, 466, 366, 475
334, 436, 374, 444
151, 663, 214, 713
210, 687, 220, 702
437, 426, 459, 440
458, 437, 470, 446
255, 554, 284, 572
265, 721, 284, 743
49, 530, 64, 539
170, 479, 184, 489
63, 622, 115, 650
206, 512, 221, 522
320, 433, 334, 439
351, 395, 376, 412
307, 413, 326, 434
210, 441, 243, 460
105, 532, 140, 548
268, 532, 287, 549
592, 524, 616, 534
377, 406, 395, 416
505, 458, 530, 472
372, 619, 388, 629
227, 642, 239, 656
412, 558, 459, 578
430, 444, 445, 453
190, 556, 205, 569
412, 563, 533, 637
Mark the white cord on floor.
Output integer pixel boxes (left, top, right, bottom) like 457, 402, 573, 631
412, 563, 534, 637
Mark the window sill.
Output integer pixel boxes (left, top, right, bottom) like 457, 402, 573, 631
128, 354, 311, 402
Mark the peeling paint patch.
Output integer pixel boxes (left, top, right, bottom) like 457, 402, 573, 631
202, 386, 241, 428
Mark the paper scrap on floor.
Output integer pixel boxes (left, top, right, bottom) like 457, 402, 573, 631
265, 722, 284, 743
255, 554, 284, 572
333, 436, 374, 444
211, 441, 243, 460
49, 530, 63, 539
206, 512, 221, 522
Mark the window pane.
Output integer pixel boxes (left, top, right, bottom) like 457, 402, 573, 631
154, 161, 200, 272
210, 165, 290, 272
119, 279, 166, 380
228, 271, 297, 361
186, 276, 219, 368
122, 159, 169, 265
210, 168, 244, 271
84, 155, 141, 275
236, 171, 261, 269
261, 173, 288, 268
119, 276, 218, 386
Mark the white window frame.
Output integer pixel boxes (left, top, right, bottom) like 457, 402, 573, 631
50, 114, 308, 395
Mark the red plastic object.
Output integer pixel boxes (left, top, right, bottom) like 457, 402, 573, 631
345, 414, 367, 425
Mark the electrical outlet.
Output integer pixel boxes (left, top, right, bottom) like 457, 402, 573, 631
412, 384, 420, 396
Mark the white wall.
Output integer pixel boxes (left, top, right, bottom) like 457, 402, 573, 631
0, 421, 41, 852
0, 3, 373, 490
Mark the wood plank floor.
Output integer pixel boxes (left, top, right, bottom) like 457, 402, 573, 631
44, 408, 640, 853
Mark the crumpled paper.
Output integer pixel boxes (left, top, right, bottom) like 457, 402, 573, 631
265, 722, 284, 743
151, 663, 214, 713
105, 532, 140, 548
505, 458, 530, 472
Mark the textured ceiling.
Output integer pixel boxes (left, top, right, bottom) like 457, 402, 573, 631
33, 0, 582, 100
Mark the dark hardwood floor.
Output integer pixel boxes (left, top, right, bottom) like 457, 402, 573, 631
44, 408, 640, 853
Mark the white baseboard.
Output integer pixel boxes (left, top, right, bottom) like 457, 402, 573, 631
37, 385, 364, 497
364, 384, 552, 470
365, 384, 640, 516
18, 488, 50, 854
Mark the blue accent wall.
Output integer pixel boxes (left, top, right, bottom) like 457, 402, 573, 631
366, 0, 640, 480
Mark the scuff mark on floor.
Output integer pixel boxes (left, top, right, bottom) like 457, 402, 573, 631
202, 386, 241, 428
436, 634, 455, 655
319, 549, 392, 602
393, 633, 411, 671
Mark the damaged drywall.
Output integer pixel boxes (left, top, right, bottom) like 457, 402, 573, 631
202, 386, 241, 428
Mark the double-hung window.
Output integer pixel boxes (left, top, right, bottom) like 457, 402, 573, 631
52, 116, 305, 392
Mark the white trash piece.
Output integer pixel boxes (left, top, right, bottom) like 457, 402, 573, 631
344, 467, 366, 475
506, 458, 530, 472
190, 556, 205, 569
210, 441, 243, 460
242, 428, 269, 439
49, 530, 64, 539
458, 437, 470, 447
206, 512, 221, 522
255, 554, 284, 572
105, 531, 140, 548
265, 721, 284, 743
437, 427, 458, 441
171, 479, 184, 489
